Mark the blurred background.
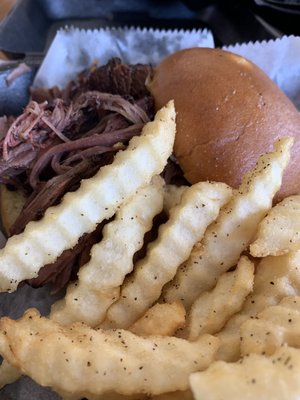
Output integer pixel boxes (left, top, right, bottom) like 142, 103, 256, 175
0, 0, 299, 115
1, 0, 300, 58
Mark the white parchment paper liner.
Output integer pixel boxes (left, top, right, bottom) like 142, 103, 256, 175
2, 28, 300, 400
34, 26, 214, 88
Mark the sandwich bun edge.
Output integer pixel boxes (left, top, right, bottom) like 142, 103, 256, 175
149, 47, 300, 201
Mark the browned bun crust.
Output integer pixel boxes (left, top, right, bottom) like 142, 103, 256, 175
149, 47, 300, 201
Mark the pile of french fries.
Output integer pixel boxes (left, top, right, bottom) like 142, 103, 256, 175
0, 101, 300, 399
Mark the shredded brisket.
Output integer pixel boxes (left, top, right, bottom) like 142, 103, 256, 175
0, 58, 186, 292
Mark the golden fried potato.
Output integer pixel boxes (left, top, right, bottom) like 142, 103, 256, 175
50, 177, 164, 327
61, 393, 144, 400
129, 302, 186, 337
190, 346, 300, 400
103, 181, 232, 328
0, 309, 219, 397
240, 296, 300, 356
186, 256, 254, 340
216, 250, 300, 361
0, 101, 176, 293
149, 390, 193, 399
250, 195, 300, 257
0, 359, 21, 389
163, 185, 187, 214
162, 138, 293, 310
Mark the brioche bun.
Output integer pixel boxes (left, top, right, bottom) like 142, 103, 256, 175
149, 48, 300, 201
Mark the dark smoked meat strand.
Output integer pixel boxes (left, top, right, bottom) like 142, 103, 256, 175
0, 93, 150, 180
73, 91, 150, 125
28, 221, 106, 293
79, 58, 153, 100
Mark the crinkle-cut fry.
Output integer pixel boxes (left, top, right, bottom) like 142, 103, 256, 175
61, 390, 192, 400
186, 256, 254, 341
0, 359, 21, 389
129, 301, 186, 337
0, 101, 176, 293
163, 185, 187, 214
162, 137, 293, 310
279, 295, 300, 310
240, 296, 300, 356
149, 390, 193, 399
216, 249, 300, 362
190, 346, 300, 400
59, 389, 194, 400
250, 195, 300, 257
80, 392, 193, 400
60, 392, 145, 400
50, 177, 164, 327
0, 309, 219, 397
103, 181, 232, 328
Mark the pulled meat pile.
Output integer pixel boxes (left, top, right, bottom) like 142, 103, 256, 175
0, 58, 186, 292
0, 59, 154, 291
